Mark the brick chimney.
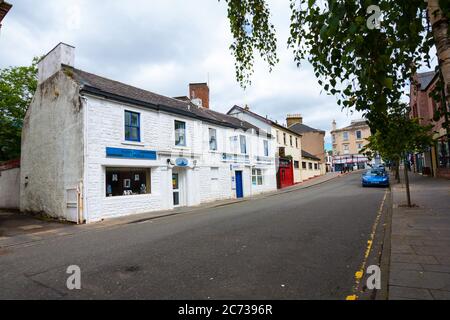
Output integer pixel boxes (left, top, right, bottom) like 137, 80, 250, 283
286, 114, 303, 127
189, 83, 209, 109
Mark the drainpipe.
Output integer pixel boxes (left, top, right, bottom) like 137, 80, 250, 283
80, 94, 89, 224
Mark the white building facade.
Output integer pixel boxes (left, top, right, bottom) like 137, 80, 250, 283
20, 43, 277, 224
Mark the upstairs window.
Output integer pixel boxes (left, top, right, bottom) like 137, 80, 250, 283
175, 120, 186, 147
290, 135, 293, 147
283, 133, 287, 145
296, 138, 299, 149
356, 130, 362, 140
263, 140, 269, 157
240, 135, 247, 154
343, 131, 349, 141
302, 162, 307, 169
125, 111, 140, 142
209, 128, 217, 151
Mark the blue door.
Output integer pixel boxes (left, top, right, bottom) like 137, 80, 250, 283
235, 171, 243, 198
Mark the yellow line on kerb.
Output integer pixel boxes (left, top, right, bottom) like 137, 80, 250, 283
345, 190, 388, 301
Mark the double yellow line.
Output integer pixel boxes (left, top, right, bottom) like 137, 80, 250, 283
346, 190, 388, 300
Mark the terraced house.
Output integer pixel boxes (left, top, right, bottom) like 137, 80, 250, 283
20, 43, 277, 223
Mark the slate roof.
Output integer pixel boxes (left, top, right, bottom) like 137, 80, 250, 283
65, 66, 270, 136
302, 150, 320, 161
227, 105, 302, 137
289, 122, 325, 135
0, 1, 12, 23
417, 71, 437, 90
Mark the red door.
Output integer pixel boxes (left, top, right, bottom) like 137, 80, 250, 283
277, 158, 294, 189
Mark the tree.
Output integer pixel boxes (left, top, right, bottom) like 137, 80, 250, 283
222, 0, 449, 135
362, 104, 433, 207
0, 58, 38, 161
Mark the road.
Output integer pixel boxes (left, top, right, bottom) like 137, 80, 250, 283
0, 172, 388, 299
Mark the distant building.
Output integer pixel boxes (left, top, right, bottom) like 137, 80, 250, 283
0, 1, 12, 29
410, 71, 450, 179
287, 114, 326, 176
227, 106, 306, 188
331, 119, 372, 171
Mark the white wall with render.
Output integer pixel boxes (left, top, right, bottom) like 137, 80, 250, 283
0, 167, 20, 209
20, 70, 84, 222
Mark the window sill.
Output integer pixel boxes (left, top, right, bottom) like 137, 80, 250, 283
105, 193, 152, 200
122, 141, 145, 147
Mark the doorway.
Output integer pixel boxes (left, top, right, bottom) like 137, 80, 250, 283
235, 171, 244, 198
172, 171, 184, 207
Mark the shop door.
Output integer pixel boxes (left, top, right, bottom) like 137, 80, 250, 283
173, 173, 181, 206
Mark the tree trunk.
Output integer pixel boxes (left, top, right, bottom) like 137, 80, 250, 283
395, 159, 400, 183
404, 158, 412, 207
428, 0, 450, 101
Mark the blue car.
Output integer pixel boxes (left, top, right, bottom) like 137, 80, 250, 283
362, 169, 390, 187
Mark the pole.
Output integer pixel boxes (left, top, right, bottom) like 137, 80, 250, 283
404, 156, 412, 207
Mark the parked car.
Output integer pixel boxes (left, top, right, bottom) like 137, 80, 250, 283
362, 169, 390, 187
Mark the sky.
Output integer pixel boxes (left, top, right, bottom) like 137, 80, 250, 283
0, 0, 376, 150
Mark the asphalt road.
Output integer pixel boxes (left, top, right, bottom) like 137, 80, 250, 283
0, 172, 388, 300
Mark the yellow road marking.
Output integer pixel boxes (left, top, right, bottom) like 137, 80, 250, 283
345, 190, 388, 300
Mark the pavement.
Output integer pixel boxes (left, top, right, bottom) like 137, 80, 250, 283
0, 171, 387, 299
388, 171, 450, 300
0, 172, 344, 248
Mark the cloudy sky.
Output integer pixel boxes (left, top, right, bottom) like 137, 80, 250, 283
0, 0, 374, 149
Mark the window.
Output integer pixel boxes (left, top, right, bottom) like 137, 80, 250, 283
309, 163, 313, 170
294, 161, 300, 169
263, 140, 269, 157
175, 120, 186, 146
343, 131, 349, 141
332, 134, 336, 143
290, 135, 293, 147
357, 143, 363, 150
209, 128, 217, 151
344, 144, 349, 154
302, 162, 307, 169
106, 167, 150, 197
356, 130, 362, 140
125, 111, 140, 142
283, 133, 287, 145
296, 138, 299, 149
252, 169, 263, 186
314, 163, 318, 170
276, 130, 280, 143
240, 135, 247, 154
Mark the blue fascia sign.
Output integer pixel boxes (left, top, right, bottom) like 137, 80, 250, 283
106, 147, 157, 160
175, 158, 189, 167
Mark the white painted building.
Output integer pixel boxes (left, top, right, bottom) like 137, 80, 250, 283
20, 43, 277, 224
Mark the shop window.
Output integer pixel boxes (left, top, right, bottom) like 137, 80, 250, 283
175, 120, 186, 146
252, 169, 263, 186
125, 111, 140, 142
106, 167, 150, 197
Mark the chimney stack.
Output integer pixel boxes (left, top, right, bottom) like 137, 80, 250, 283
286, 114, 303, 127
189, 83, 210, 109
38, 42, 75, 84
332, 120, 337, 131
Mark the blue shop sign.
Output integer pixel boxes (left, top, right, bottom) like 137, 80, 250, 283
175, 158, 189, 167
106, 147, 157, 160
